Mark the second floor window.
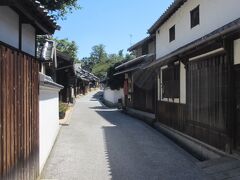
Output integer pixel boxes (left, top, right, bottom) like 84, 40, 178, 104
169, 25, 175, 42
191, 6, 200, 28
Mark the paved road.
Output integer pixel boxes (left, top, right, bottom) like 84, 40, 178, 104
41, 91, 210, 180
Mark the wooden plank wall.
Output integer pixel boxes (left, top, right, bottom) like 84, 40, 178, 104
186, 53, 231, 150
0, 45, 39, 180
234, 64, 240, 150
132, 83, 156, 113
157, 53, 232, 151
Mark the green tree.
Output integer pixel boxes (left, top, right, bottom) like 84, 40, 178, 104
54, 38, 79, 62
81, 57, 96, 72
92, 63, 109, 79
90, 44, 108, 63
39, 0, 80, 20
81, 44, 134, 80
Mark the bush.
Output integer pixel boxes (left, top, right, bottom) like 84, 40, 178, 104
59, 102, 69, 119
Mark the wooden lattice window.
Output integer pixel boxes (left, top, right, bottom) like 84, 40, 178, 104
162, 64, 180, 98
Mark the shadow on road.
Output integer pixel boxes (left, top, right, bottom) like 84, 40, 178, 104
88, 92, 208, 180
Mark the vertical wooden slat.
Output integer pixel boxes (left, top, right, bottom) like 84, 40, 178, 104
0, 45, 3, 176
0, 45, 39, 180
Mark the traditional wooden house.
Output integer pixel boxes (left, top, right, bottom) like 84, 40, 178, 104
0, 1, 57, 179
55, 51, 75, 103
38, 41, 77, 103
115, 35, 156, 114
74, 63, 100, 96
147, 0, 240, 156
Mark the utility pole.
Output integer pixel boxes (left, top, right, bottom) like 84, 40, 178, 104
129, 34, 133, 46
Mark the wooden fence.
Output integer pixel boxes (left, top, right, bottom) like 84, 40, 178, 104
0, 44, 39, 180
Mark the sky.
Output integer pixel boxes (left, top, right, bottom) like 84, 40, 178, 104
54, 0, 174, 59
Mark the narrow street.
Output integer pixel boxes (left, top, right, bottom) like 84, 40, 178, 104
41, 91, 209, 180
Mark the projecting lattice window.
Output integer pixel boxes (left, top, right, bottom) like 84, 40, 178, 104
162, 64, 180, 99
169, 25, 175, 42
191, 6, 200, 28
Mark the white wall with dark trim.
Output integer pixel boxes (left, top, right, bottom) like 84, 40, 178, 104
39, 86, 61, 173
0, 6, 19, 48
156, 0, 240, 59
22, 24, 36, 56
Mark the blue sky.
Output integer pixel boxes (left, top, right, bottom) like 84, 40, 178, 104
54, 0, 173, 59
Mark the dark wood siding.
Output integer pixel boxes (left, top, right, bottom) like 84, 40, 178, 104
0, 44, 39, 180
186, 53, 231, 150
157, 53, 232, 151
157, 102, 187, 132
234, 64, 240, 150
132, 85, 156, 113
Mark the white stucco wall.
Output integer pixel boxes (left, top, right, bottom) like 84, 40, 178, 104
104, 88, 124, 104
0, 6, 19, 48
234, 39, 240, 65
156, 0, 240, 59
22, 24, 36, 56
39, 87, 61, 173
180, 62, 186, 104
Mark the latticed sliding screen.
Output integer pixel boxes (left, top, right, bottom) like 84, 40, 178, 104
162, 64, 180, 99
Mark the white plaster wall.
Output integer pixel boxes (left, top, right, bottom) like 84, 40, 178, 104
156, 0, 240, 59
22, 24, 36, 56
39, 87, 60, 173
104, 88, 124, 104
180, 62, 186, 104
0, 6, 19, 48
234, 39, 240, 65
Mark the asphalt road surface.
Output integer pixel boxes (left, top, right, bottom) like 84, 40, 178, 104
41, 91, 209, 180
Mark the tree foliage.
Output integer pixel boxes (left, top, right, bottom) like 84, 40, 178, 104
90, 44, 108, 63
39, 0, 80, 20
81, 44, 130, 79
54, 38, 79, 62
81, 44, 135, 89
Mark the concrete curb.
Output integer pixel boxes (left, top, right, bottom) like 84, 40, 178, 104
123, 108, 156, 126
121, 108, 235, 161
153, 122, 232, 161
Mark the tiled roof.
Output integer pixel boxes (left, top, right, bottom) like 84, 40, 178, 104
1, 0, 59, 34
128, 35, 155, 52
115, 54, 155, 71
74, 64, 100, 81
148, 0, 187, 34
32, 0, 58, 27
39, 73, 64, 89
